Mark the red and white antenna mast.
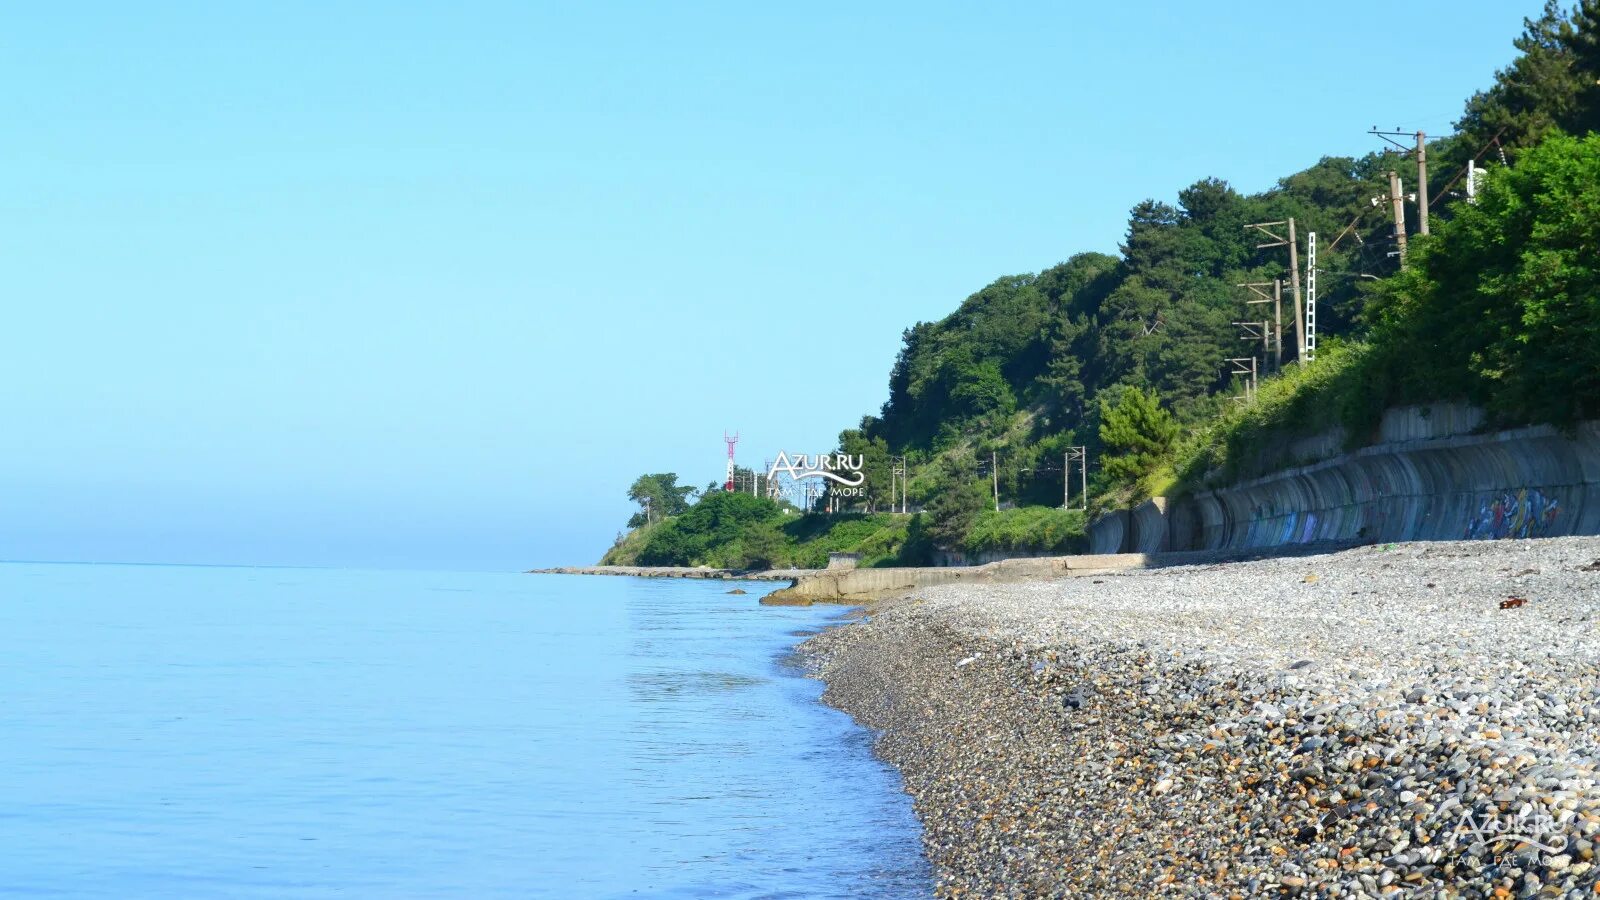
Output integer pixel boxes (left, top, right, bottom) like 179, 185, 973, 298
723, 431, 739, 492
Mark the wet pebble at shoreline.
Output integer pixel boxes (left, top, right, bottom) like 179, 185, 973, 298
804, 537, 1600, 898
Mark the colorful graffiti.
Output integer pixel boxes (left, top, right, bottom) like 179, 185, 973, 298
1465, 489, 1560, 540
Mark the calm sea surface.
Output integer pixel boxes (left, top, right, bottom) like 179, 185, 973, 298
0, 563, 928, 898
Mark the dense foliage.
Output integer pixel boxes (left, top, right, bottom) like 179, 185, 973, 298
625, 473, 697, 528
852, 0, 1600, 527
1375, 131, 1600, 425
602, 481, 1088, 567
963, 508, 1087, 556
604, 3, 1600, 564
1098, 386, 1180, 497
1177, 131, 1600, 486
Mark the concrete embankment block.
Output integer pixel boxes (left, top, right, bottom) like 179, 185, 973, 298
1088, 414, 1600, 554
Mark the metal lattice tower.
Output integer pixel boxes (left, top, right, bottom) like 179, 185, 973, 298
1305, 232, 1318, 361
723, 432, 739, 492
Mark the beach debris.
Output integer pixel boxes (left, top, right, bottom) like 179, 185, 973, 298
1302, 573, 1320, 583
1500, 596, 1528, 609
955, 654, 980, 668
1580, 558, 1600, 572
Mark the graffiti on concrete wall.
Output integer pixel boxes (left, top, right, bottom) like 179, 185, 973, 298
1465, 489, 1560, 540
1244, 502, 1321, 545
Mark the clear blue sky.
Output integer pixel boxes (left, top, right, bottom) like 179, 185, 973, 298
0, 1, 1543, 571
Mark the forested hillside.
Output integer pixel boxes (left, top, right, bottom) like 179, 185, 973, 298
603, 1, 1600, 568
849, 0, 1599, 509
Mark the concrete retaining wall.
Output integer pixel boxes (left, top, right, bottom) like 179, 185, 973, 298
933, 548, 1061, 567
1089, 509, 1129, 555
1089, 412, 1600, 554
1130, 498, 1170, 553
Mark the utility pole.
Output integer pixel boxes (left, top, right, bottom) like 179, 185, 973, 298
1275, 278, 1287, 362
1416, 133, 1429, 235
1227, 357, 1258, 403
1236, 281, 1281, 371
891, 456, 907, 514
1388, 171, 1408, 263
1286, 219, 1304, 359
1077, 448, 1086, 511
1064, 447, 1087, 511
1233, 318, 1270, 361
1244, 221, 1304, 362
991, 451, 1000, 512
1370, 127, 1429, 235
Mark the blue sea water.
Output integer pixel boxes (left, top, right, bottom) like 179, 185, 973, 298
0, 563, 929, 898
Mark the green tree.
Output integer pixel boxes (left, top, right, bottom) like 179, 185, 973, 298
919, 456, 989, 551
837, 426, 894, 511
636, 491, 781, 566
739, 522, 787, 570
1458, 1, 1600, 151
1372, 131, 1600, 424
1098, 386, 1180, 489
626, 473, 696, 528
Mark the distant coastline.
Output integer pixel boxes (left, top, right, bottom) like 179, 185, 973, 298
527, 564, 811, 581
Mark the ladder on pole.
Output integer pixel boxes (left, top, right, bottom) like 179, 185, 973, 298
1304, 231, 1318, 362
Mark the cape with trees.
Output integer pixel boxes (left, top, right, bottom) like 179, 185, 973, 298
602, 1, 1600, 568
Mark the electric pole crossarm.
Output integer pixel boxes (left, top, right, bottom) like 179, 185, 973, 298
1236, 282, 1275, 304
1244, 221, 1290, 247
1242, 217, 1303, 363
1367, 128, 1415, 152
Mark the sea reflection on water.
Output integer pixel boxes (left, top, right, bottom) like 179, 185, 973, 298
0, 563, 928, 898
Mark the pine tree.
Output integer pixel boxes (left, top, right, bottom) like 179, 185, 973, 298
1098, 386, 1180, 487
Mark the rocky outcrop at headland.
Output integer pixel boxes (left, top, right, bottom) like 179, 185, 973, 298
804, 536, 1600, 897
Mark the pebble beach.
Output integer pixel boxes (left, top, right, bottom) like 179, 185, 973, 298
804, 537, 1600, 898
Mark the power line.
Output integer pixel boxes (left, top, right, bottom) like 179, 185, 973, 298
1431, 127, 1509, 207
1369, 128, 1430, 235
